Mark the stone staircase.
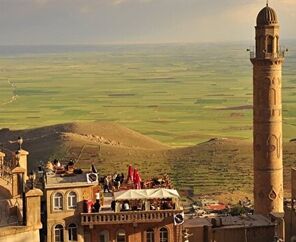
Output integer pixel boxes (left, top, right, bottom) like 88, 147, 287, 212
0, 171, 21, 227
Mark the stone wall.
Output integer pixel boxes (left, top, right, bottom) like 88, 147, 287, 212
0, 226, 40, 242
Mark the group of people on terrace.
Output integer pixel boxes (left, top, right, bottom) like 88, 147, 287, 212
44, 160, 177, 213
115, 198, 175, 212
101, 165, 173, 193
45, 159, 82, 176
82, 164, 177, 214
103, 173, 125, 193
101, 165, 145, 193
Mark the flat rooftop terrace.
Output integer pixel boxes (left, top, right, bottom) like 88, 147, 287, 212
45, 172, 98, 189
184, 214, 274, 229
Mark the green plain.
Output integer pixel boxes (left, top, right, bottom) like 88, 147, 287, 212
0, 43, 295, 146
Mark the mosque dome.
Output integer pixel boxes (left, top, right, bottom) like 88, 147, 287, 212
256, 4, 278, 26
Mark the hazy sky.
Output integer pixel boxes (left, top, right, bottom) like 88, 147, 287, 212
0, 0, 295, 45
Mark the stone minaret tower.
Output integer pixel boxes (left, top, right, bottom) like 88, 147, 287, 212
251, 3, 285, 215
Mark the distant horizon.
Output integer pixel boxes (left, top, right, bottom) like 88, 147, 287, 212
0, 38, 295, 47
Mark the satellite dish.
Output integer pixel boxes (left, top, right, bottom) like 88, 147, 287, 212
174, 212, 184, 225
86, 173, 98, 184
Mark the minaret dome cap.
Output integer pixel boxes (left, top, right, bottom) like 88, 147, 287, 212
256, 4, 278, 26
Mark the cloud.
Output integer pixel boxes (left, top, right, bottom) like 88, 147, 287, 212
0, 0, 295, 45
110, 0, 157, 5
281, 0, 296, 5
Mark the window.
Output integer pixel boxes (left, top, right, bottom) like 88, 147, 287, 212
146, 228, 154, 242
276, 36, 279, 53
116, 230, 126, 242
68, 223, 77, 242
99, 230, 109, 242
53, 193, 63, 211
256, 36, 263, 55
267, 36, 273, 53
68, 192, 77, 209
160, 227, 168, 242
54, 224, 64, 242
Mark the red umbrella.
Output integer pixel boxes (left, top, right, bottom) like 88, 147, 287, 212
127, 164, 134, 182
133, 168, 142, 189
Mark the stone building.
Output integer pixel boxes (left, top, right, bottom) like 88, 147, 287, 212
39, 166, 183, 242
41, 172, 98, 242
80, 188, 183, 242
1, 143, 183, 242
184, 215, 276, 242
250, 2, 285, 217
0, 148, 43, 242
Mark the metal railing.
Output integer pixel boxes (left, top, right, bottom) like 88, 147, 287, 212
0, 164, 12, 185
249, 49, 286, 59
81, 209, 183, 226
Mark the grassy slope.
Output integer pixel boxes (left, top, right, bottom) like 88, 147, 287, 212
1, 122, 296, 202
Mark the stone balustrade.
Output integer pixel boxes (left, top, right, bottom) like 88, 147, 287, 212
81, 209, 182, 227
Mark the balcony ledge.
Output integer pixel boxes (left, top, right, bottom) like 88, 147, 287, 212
81, 209, 183, 228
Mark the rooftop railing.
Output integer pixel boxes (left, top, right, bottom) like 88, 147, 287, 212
0, 164, 12, 185
81, 209, 183, 227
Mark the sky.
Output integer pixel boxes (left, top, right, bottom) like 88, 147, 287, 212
0, 0, 295, 45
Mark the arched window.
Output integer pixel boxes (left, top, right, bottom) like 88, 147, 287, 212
53, 193, 63, 211
99, 230, 109, 242
160, 227, 168, 242
68, 223, 77, 242
256, 36, 263, 55
68, 191, 77, 209
146, 228, 154, 242
267, 36, 273, 53
276, 36, 279, 53
116, 229, 126, 242
54, 224, 64, 242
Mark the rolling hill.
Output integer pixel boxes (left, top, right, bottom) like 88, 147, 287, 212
1, 122, 296, 203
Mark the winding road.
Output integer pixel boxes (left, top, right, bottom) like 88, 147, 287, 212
1, 80, 17, 106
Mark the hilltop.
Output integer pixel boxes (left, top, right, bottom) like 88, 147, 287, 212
1, 122, 296, 203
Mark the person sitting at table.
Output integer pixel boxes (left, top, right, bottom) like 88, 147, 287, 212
65, 161, 75, 175
150, 202, 156, 210
111, 200, 116, 211
45, 161, 54, 172
93, 199, 101, 213
122, 200, 130, 211
53, 159, 64, 174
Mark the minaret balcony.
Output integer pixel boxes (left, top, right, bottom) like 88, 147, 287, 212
250, 50, 285, 60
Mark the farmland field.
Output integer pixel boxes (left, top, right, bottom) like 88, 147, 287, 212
0, 42, 296, 147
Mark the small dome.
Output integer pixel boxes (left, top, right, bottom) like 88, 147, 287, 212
256, 5, 278, 26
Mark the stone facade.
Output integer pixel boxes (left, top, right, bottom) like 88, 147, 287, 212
44, 184, 96, 242
184, 215, 276, 242
0, 188, 43, 242
0, 148, 43, 242
86, 220, 181, 242
251, 4, 284, 215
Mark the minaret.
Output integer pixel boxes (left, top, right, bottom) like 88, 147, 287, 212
251, 3, 285, 215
